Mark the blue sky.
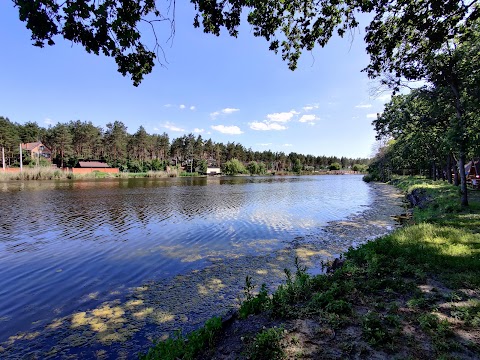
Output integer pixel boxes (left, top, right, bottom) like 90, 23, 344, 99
0, 2, 391, 158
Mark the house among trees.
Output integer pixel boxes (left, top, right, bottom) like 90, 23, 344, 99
465, 160, 479, 178
71, 160, 119, 174
21, 142, 51, 160
466, 160, 480, 189
204, 167, 221, 175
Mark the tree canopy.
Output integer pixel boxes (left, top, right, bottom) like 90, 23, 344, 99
13, 1, 479, 85
0, 116, 368, 172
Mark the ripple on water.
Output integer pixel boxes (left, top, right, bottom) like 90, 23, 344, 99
0, 175, 386, 346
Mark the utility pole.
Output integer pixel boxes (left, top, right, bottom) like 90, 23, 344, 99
19, 144, 23, 172
2, 147, 5, 172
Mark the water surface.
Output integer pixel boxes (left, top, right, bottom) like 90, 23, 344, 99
0, 175, 371, 341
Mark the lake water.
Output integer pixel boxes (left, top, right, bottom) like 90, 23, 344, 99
0, 175, 372, 342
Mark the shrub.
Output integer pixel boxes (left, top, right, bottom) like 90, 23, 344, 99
222, 158, 247, 175
329, 162, 341, 171
248, 327, 285, 360
139, 317, 222, 360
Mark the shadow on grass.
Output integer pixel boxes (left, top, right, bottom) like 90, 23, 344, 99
347, 223, 480, 289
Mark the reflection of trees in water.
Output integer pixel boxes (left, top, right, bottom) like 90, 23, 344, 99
1, 175, 370, 249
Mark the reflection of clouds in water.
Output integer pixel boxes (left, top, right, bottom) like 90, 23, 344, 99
1, 175, 378, 346
249, 209, 295, 231
116, 238, 285, 264
0, 181, 405, 359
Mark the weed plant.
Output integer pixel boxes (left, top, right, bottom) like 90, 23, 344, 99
139, 317, 222, 360
247, 326, 285, 360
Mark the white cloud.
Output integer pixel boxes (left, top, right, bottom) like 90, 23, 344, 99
266, 110, 298, 123
257, 143, 272, 146
250, 122, 287, 131
162, 122, 185, 132
355, 104, 372, 108
367, 113, 379, 119
44, 118, 54, 125
283, 144, 293, 147
193, 128, 204, 133
211, 125, 243, 134
179, 104, 186, 109
210, 107, 240, 119
222, 108, 239, 114
164, 104, 173, 108
190, 106, 196, 111
299, 114, 317, 123
302, 105, 319, 111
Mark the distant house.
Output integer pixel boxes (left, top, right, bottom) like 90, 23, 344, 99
71, 160, 119, 174
204, 167, 221, 176
21, 142, 51, 160
78, 160, 111, 169
465, 160, 480, 178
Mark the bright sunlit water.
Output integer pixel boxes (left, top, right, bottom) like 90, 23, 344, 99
0, 175, 371, 341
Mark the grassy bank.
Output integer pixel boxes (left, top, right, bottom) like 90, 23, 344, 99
141, 177, 480, 359
0, 168, 184, 180
0, 168, 364, 181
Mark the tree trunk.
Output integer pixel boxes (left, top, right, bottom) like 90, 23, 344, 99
450, 82, 468, 206
459, 153, 468, 206
446, 154, 452, 184
432, 161, 437, 181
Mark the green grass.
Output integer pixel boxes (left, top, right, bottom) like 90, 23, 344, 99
139, 317, 222, 360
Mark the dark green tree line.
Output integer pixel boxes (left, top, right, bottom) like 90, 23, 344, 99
0, 116, 369, 172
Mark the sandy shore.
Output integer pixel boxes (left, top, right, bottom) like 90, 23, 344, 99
0, 183, 405, 359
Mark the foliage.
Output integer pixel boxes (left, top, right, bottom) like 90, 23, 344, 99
139, 316, 222, 360
13, 0, 166, 86
222, 158, 247, 175
247, 327, 285, 360
1, 116, 370, 172
361, 311, 391, 346
352, 163, 367, 172
197, 159, 208, 174
292, 158, 302, 173
329, 162, 341, 171
239, 276, 270, 319
14, 0, 479, 89
247, 161, 267, 175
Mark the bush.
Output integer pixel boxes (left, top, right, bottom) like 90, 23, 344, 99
222, 158, 247, 175
140, 317, 222, 360
363, 174, 373, 182
329, 162, 341, 171
248, 327, 285, 360
353, 163, 368, 172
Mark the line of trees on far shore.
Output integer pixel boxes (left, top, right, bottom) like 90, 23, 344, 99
0, 117, 369, 174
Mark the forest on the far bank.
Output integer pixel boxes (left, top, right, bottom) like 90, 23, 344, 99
0, 117, 369, 173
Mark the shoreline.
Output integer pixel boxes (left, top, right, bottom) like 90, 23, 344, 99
0, 169, 366, 182
0, 182, 404, 359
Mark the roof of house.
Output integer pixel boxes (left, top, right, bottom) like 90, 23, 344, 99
78, 161, 111, 168
465, 160, 480, 174
21, 142, 43, 151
